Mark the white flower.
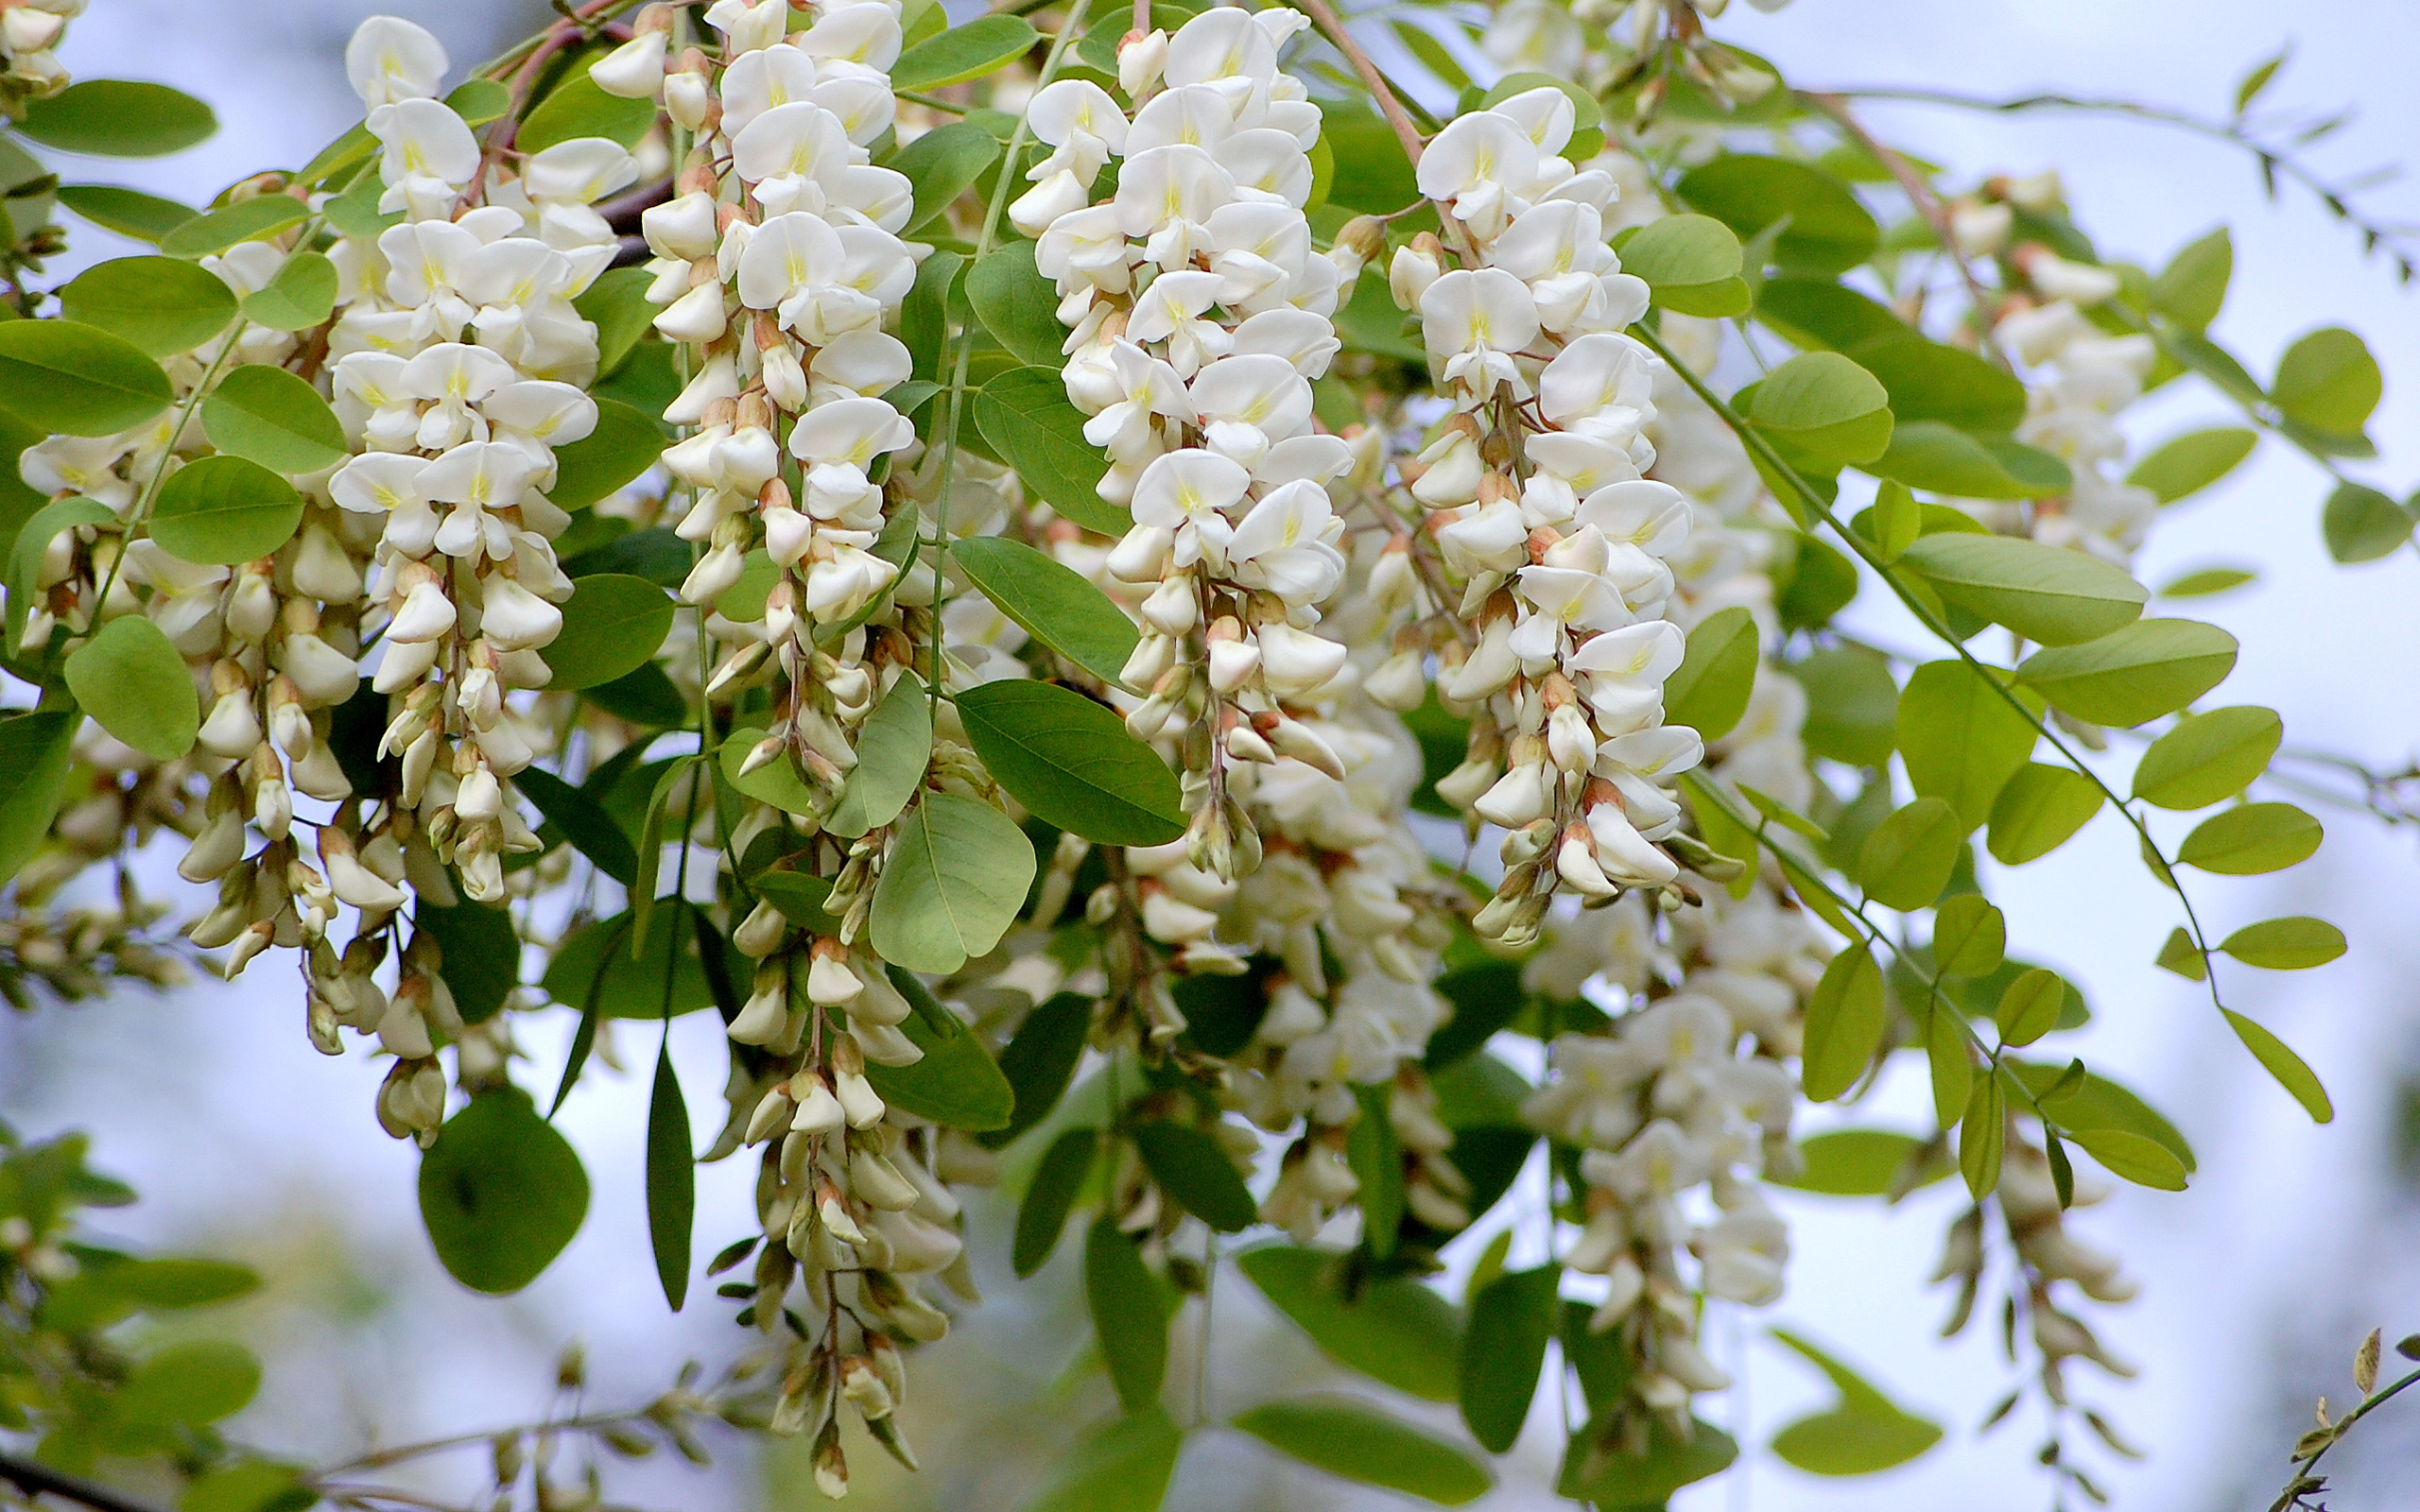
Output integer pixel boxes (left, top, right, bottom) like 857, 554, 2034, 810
1417, 112, 1539, 240
346, 15, 447, 108
589, 30, 667, 99
1228, 480, 1345, 607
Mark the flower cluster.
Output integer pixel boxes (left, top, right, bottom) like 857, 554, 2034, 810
1024, 5, 1355, 886
1395, 91, 1701, 946
605, 1, 960, 1486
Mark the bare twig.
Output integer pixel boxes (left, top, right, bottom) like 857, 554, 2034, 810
0, 1451, 170, 1512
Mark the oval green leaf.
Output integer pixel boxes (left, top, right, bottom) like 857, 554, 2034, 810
1898, 533, 2147, 647
950, 535, 1141, 689
1086, 1214, 1167, 1412
1237, 1245, 1463, 1401
891, 14, 1039, 91
2220, 915, 2345, 971
239, 249, 339, 332
1236, 1396, 1493, 1506
868, 790, 1037, 973
21, 80, 216, 157
956, 679, 1184, 847
0, 319, 172, 437
159, 195, 309, 259
200, 363, 348, 474
827, 672, 933, 838
1985, 762, 2103, 865
549, 396, 663, 509
57, 184, 199, 245
2132, 705, 2280, 810
542, 574, 674, 690
1802, 948, 1884, 1102
150, 455, 303, 566
2017, 618, 2238, 727
417, 1089, 590, 1294
975, 366, 1128, 536
65, 615, 197, 761
1663, 605, 1758, 741
2177, 801, 2322, 875
1013, 1127, 1096, 1277
1857, 797, 1961, 911
968, 240, 1072, 369
2126, 426, 2257, 504
59, 255, 236, 357
1747, 352, 1893, 466
1131, 1122, 1256, 1233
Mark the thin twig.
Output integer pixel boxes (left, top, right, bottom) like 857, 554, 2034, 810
0, 1452, 170, 1512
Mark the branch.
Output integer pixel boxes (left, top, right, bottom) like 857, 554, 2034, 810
0, 1452, 171, 1512
1821, 83, 2419, 284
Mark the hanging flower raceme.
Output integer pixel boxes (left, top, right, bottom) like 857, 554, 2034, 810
1393, 91, 1701, 948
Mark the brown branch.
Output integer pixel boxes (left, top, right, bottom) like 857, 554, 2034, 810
1799, 90, 2007, 360
0, 1452, 171, 1512
1288, 0, 1478, 262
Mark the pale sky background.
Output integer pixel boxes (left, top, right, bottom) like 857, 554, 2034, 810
5, 3, 2420, 1511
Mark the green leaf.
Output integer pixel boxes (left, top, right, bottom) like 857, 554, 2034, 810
951, 535, 1141, 689
2149, 226, 2231, 333
2322, 481, 2412, 563
1959, 1074, 2005, 1198
2133, 705, 2281, 810
58, 184, 198, 245
956, 679, 1184, 846
59, 255, 236, 357
1237, 1246, 1463, 1401
2158, 565, 2257, 598
1932, 893, 2006, 977
1865, 480, 1920, 562
2127, 426, 2257, 503
2235, 49, 2289, 113
150, 455, 302, 564
518, 66, 657, 154
719, 725, 822, 820
1775, 532, 1859, 631
1803, 948, 1885, 1102
1460, 1264, 1559, 1453
1985, 762, 2103, 865
2221, 1009, 2332, 1122
120, 1340, 259, 1426
542, 575, 673, 690
2177, 800, 2321, 874
65, 615, 196, 761
893, 14, 1038, 90
1662, 605, 1758, 741
1896, 661, 2039, 832
1558, 1418, 1737, 1504
571, 266, 656, 380
1619, 214, 1749, 318
1772, 1129, 1944, 1196
418, 1089, 590, 1294
1868, 421, 2069, 501
21, 80, 216, 157
976, 366, 1128, 536
1236, 1396, 1492, 1505
542, 905, 747, 1020
647, 1040, 693, 1310
1014, 1406, 1184, 1512
1346, 1082, 1403, 1258
2272, 326, 2380, 438
1086, 1214, 1167, 1412
2220, 916, 2345, 971
1676, 154, 1879, 273
178, 1459, 313, 1512
1898, 533, 2147, 646
2069, 1127, 2187, 1190
239, 250, 338, 332
968, 241, 1071, 369
1014, 1127, 1096, 1277
1132, 1122, 1256, 1232
515, 766, 637, 887
1392, 19, 1472, 92
2009, 1060, 2196, 1171
200, 364, 347, 473
890, 120, 1003, 234
1748, 352, 1893, 465
1995, 967, 2064, 1047
0, 319, 171, 436
1856, 337, 2028, 434
863, 966, 1016, 1130
1858, 797, 1961, 910
413, 899, 522, 1025
827, 672, 933, 838
159, 196, 309, 258
1768, 1332, 1943, 1475
2018, 618, 2238, 728
869, 791, 1035, 973
546, 396, 662, 510
1317, 99, 1418, 216
0, 712, 79, 884
2156, 925, 2208, 981
9, 497, 112, 651
1789, 647, 1897, 765
985, 991, 1092, 1149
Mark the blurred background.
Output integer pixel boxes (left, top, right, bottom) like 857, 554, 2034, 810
5, 1, 2419, 1508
